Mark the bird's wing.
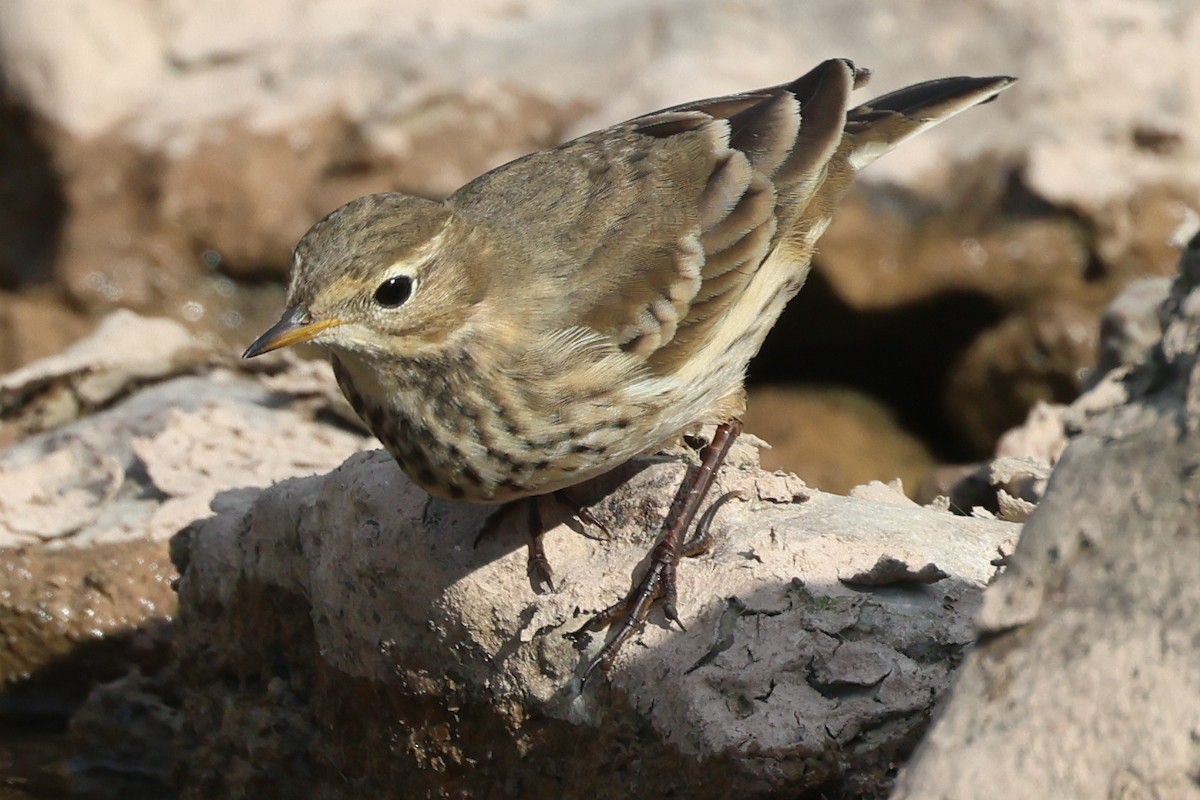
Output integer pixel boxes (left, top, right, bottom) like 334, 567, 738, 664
450, 60, 1011, 376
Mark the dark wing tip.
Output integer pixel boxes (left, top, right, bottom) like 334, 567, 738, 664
977, 75, 1018, 104
848, 74, 1016, 129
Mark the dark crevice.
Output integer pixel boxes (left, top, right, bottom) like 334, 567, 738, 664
748, 268, 1005, 462
0, 79, 66, 290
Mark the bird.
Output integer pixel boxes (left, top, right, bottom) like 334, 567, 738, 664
243, 59, 1014, 680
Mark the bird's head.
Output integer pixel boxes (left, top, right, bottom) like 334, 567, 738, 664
243, 192, 483, 362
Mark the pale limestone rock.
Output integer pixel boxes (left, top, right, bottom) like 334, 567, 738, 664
894, 232, 1200, 800
172, 436, 1016, 795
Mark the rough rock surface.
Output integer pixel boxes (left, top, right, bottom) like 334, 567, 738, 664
929, 273, 1178, 518
0, 233, 1189, 796
0, 310, 206, 441
0, 289, 93, 377
171, 427, 1017, 798
893, 233, 1200, 798
943, 298, 1098, 454
1092, 275, 1173, 380
0, 315, 371, 550
0, 7, 1191, 788
0, 539, 175, 708
0, 313, 372, 710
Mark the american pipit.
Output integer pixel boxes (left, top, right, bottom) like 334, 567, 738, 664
244, 59, 1014, 679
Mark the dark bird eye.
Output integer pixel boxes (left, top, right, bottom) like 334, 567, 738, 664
373, 275, 413, 308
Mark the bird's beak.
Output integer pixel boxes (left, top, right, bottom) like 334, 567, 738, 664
242, 307, 342, 358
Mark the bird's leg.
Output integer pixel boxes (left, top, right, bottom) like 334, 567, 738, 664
524, 497, 555, 591
475, 498, 553, 591
570, 419, 743, 681
476, 490, 610, 592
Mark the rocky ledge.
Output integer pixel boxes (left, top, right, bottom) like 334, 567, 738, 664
170, 440, 1015, 798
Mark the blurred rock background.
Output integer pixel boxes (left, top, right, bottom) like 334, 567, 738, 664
1, 0, 1196, 493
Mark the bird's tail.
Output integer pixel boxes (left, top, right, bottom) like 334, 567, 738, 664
842, 72, 1016, 171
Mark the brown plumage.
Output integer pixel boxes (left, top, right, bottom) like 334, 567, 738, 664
244, 59, 1014, 678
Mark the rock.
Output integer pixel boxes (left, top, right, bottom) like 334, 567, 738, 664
45, 131, 295, 357
944, 300, 1098, 455
0, 311, 373, 724
0, 289, 93, 391
49, 135, 194, 319
848, 479, 918, 507
157, 117, 392, 279
742, 385, 935, 496
932, 267, 1180, 520
1093, 275, 1172, 380
168, 424, 1017, 797
921, 268, 1179, 518
893, 232, 1200, 798
0, 539, 175, 707
994, 400, 1068, 464
0, 310, 208, 439
68, 671, 179, 799
0, 5, 1191, 792
935, 456, 1052, 523
817, 192, 1091, 313
3, 0, 1197, 213
0, 442, 124, 542
1092, 186, 1200, 286
0, 349, 371, 552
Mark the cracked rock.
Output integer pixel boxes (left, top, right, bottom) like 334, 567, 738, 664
170, 435, 1016, 798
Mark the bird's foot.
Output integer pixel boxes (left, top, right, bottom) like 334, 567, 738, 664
567, 488, 743, 682
567, 420, 743, 683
